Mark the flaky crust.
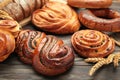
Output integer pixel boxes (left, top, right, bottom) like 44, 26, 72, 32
67, 0, 112, 8
15, 30, 46, 64
71, 30, 115, 58
32, 1, 80, 34
0, 29, 15, 62
0, 10, 20, 37
33, 35, 74, 76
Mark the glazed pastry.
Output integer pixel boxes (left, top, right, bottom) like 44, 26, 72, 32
71, 30, 115, 58
32, 1, 80, 34
33, 35, 74, 76
0, 20, 21, 37
0, 10, 21, 37
67, 0, 112, 8
1, 0, 49, 22
0, 29, 15, 62
79, 9, 120, 32
15, 30, 46, 64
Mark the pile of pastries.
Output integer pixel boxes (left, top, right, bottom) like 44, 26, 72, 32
0, 0, 119, 76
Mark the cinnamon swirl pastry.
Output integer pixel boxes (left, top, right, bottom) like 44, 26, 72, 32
15, 30, 46, 64
0, 29, 15, 62
33, 35, 74, 76
71, 30, 115, 58
32, 1, 80, 34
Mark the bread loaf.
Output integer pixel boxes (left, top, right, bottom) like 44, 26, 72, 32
0, 0, 49, 24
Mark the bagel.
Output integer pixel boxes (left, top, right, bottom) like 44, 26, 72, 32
79, 8, 120, 32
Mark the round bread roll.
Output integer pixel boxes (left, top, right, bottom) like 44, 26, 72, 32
71, 30, 115, 58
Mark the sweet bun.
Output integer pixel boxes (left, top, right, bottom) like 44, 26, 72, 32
15, 30, 46, 64
32, 1, 80, 34
33, 35, 74, 76
71, 30, 115, 58
0, 29, 15, 62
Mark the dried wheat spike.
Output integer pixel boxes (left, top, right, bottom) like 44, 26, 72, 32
85, 58, 105, 63
113, 53, 120, 67
89, 59, 107, 76
106, 54, 115, 64
112, 37, 120, 47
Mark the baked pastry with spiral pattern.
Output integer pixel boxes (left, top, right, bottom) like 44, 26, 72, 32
15, 30, 46, 64
71, 30, 115, 58
0, 10, 21, 37
32, 1, 80, 34
0, 29, 15, 62
33, 35, 74, 76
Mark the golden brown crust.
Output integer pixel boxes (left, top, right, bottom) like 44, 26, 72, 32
71, 30, 115, 58
0, 20, 20, 37
15, 30, 46, 64
67, 0, 112, 8
32, 1, 80, 34
0, 29, 15, 62
1, 0, 49, 22
33, 35, 74, 76
79, 9, 120, 32
0, 10, 20, 37
0, 0, 13, 9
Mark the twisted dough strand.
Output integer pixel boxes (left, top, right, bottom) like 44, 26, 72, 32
15, 30, 46, 64
33, 35, 74, 76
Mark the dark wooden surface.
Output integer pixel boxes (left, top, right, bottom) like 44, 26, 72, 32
1, 2, 120, 80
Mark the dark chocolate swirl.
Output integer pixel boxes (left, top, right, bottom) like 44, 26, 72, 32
15, 30, 46, 64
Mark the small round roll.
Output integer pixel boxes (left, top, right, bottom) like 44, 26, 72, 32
15, 30, 46, 64
0, 29, 15, 62
67, 0, 112, 8
79, 8, 120, 32
33, 35, 74, 76
71, 30, 115, 58
32, 1, 80, 34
